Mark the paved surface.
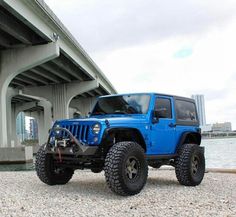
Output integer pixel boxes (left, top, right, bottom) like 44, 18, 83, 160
0, 169, 235, 217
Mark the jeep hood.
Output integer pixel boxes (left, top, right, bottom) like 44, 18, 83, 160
56, 115, 148, 126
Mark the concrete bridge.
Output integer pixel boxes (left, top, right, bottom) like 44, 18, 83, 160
0, 0, 116, 162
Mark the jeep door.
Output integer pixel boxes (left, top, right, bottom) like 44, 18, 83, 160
151, 96, 176, 154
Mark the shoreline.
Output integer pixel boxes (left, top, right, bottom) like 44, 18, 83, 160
159, 167, 236, 174
1, 167, 236, 174
206, 168, 236, 174
202, 136, 236, 140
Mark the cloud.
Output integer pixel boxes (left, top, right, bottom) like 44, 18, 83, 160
45, 0, 236, 129
174, 47, 193, 58
45, 0, 236, 52
203, 89, 229, 101
91, 21, 236, 128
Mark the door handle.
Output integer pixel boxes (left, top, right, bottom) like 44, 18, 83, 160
169, 123, 176, 128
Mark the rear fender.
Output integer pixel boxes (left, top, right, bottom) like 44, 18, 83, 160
176, 132, 201, 152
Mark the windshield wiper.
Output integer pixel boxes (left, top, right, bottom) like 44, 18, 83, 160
91, 111, 106, 116
113, 110, 128, 114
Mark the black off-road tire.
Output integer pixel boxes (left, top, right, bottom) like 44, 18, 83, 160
175, 143, 205, 186
91, 167, 103, 173
104, 141, 148, 196
35, 145, 74, 185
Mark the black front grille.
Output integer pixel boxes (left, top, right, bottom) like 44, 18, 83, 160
61, 124, 89, 142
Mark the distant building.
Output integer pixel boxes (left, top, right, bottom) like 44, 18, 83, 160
212, 122, 232, 132
201, 124, 212, 132
29, 118, 38, 140
191, 95, 206, 126
24, 130, 31, 140
16, 112, 26, 142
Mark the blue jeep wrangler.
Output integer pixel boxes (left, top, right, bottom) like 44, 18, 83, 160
36, 93, 205, 196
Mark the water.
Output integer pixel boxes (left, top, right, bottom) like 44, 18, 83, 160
202, 137, 236, 169
0, 138, 235, 171
0, 162, 34, 171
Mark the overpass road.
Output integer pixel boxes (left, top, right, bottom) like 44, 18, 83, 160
0, 0, 116, 162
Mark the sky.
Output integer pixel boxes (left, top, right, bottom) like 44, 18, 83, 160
45, 0, 236, 130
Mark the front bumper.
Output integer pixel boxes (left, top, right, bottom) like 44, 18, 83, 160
46, 145, 99, 156
46, 127, 99, 156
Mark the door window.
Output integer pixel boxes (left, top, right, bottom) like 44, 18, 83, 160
155, 98, 172, 119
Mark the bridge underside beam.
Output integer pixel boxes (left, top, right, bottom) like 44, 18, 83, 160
0, 42, 59, 148
22, 80, 99, 121
0, 6, 46, 46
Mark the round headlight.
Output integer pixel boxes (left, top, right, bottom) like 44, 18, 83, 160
55, 125, 60, 134
92, 123, 101, 134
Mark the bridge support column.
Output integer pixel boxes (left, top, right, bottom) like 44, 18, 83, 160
16, 100, 52, 149
10, 104, 18, 147
0, 87, 8, 148
0, 42, 59, 149
29, 110, 44, 153
23, 80, 99, 121
38, 100, 52, 145
37, 111, 45, 146
52, 84, 68, 120
6, 88, 19, 147
70, 97, 97, 116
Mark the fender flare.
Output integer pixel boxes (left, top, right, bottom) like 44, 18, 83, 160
176, 132, 201, 151
102, 127, 147, 151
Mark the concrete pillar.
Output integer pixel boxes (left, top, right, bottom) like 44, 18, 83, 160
7, 97, 13, 146
65, 80, 99, 108
37, 111, 45, 146
52, 84, 68, 120
15, 100, 52, 146
0, 42, 59, 147
11, 104, 18, 147
69, 107, 78, 119
70, 97, 97, 117
23, 80, 99, 121
29, 111, 41, 144
6, 88, 18, 147
39, 100, 53, 144
24, 100, 52, 154
0, 87, 18, 147
0, 86, 8, 147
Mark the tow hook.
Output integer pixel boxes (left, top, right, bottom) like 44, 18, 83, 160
57, 147, 62, 162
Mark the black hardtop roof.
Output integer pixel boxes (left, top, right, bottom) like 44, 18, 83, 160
99, 92, 195, 103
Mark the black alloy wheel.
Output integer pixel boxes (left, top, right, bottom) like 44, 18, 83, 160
175, 143, 205, 186
104, 141, 148, 196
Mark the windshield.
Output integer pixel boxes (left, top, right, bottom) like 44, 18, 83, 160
91, 94, 151, 115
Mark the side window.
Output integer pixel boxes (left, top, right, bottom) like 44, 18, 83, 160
155, 98, 172, 119
176, 100, 197, 122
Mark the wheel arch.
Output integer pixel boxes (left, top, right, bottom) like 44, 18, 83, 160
102, 127, 147, 152
176, 132, 201, 151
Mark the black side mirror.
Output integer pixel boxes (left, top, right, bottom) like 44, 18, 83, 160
152, 110, 159, 124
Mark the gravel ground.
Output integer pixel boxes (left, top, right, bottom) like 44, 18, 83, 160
0, 169, 235, 217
